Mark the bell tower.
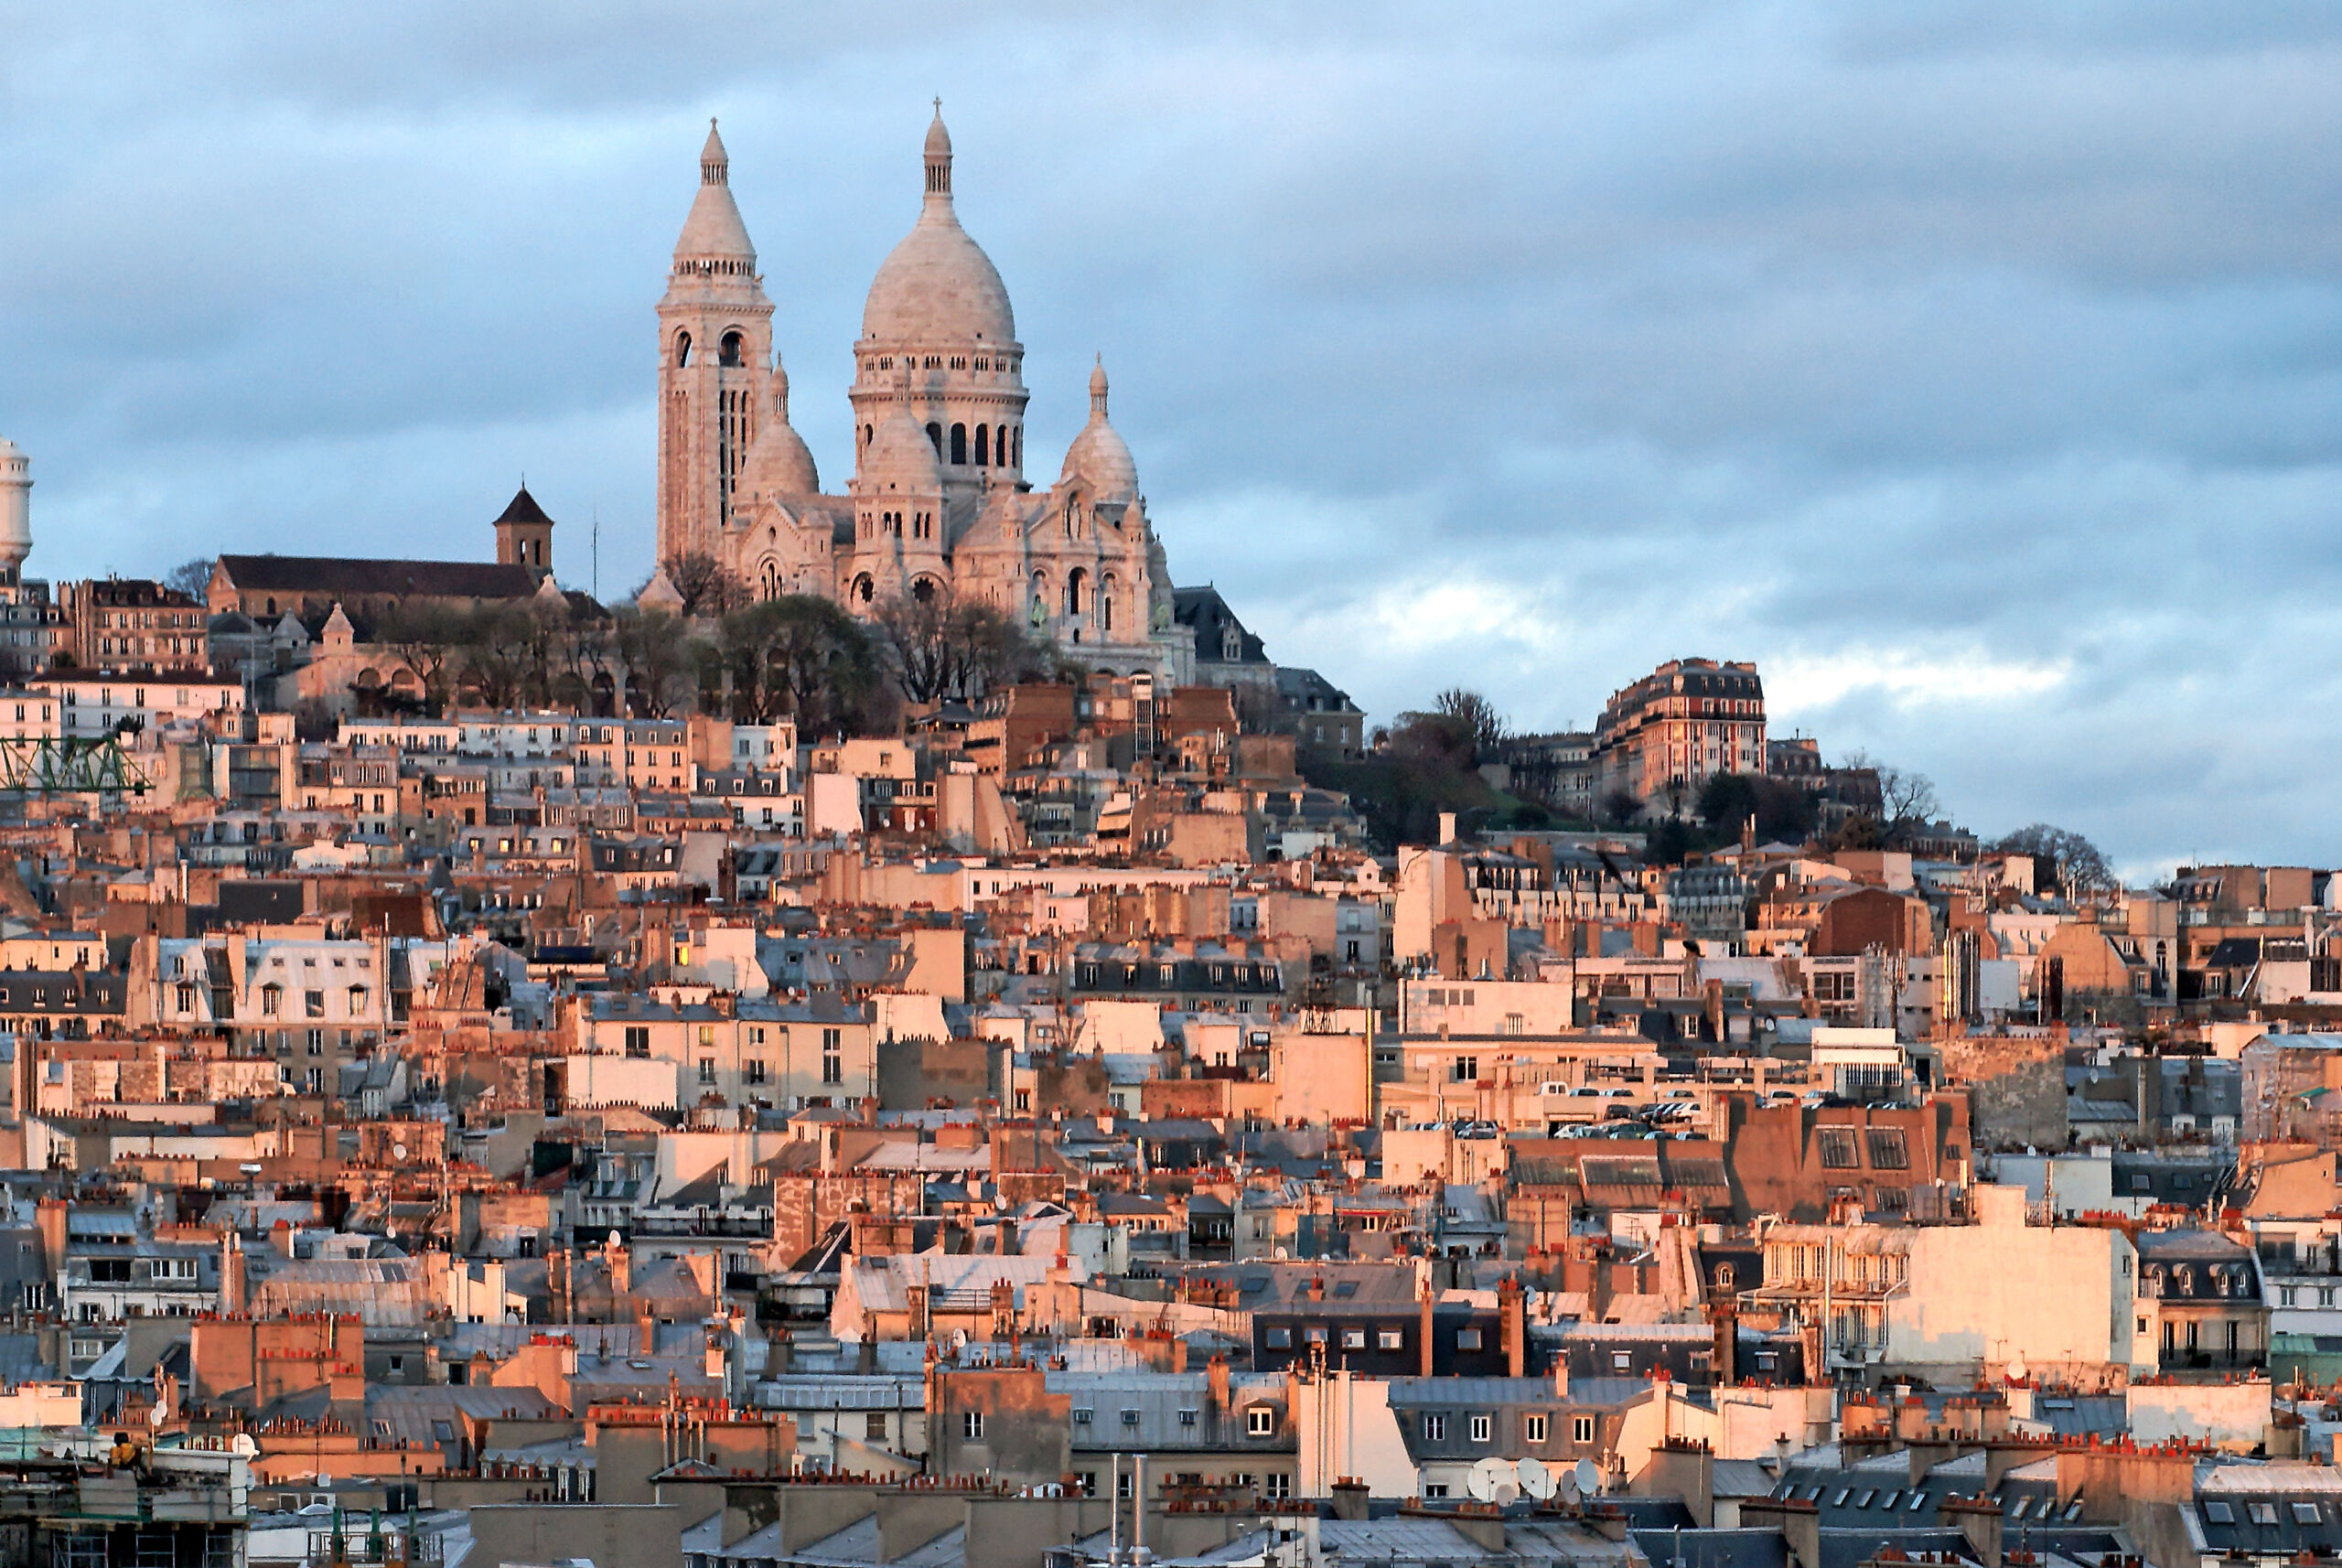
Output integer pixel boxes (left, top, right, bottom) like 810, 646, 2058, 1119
656, 120, 775, 568
493, 484, 555, 580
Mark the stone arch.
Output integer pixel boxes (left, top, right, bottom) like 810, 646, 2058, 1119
719, 329, 746, 368
674, 331, 693, 368
950, 424, 968, 465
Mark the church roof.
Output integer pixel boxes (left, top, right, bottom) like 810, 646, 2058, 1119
863, 113, 1015, 347
215, 554, 540, 601
492, 486, 555, 528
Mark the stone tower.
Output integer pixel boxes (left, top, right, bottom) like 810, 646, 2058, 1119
655, 120, 775, 566
492, 484, 555, 579
0, 435, 28, 593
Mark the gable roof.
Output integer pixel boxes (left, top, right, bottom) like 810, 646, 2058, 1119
215, 554, 539, 601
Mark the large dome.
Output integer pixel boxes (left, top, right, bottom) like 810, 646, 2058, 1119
861, 111, 1015, 347
673, 120, 756, 266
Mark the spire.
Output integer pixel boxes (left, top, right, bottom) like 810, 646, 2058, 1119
923, 102, 953, 201
701, 118, 728, 186
1090, 355, 1109, 419
774, 351, 790, 417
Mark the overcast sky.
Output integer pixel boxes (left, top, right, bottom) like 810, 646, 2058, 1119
2, 4, 2337, 876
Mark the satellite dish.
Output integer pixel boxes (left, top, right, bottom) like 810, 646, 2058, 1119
1493, 1479, 1520, 1506
2006, 1355, 2028, 1383
392, 1144, 407, 1162
1467, 1457, 1510, 1502
231, 1434, 257, 1456
146, 1403, 166, 1428
1560, 1468, 1582, 1503
1574, 1459, 1601, 1498
1520, 1457, 1556, 1500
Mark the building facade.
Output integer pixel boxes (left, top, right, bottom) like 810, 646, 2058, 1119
1595, 658, 1767, 810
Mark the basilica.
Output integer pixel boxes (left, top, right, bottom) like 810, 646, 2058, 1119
651, 111, 1194, 680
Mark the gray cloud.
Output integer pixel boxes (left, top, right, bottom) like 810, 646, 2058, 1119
1, 1, 2337, 876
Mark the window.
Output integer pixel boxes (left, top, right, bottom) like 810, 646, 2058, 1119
1264, 1474, 1291, 1500
1573, 1416, 1595, 1444
746, 1059, 767, 1085
1612, 1350, 1632, 1371
865, 1413, 887, 1441
1379, 1329, 1404, 1351
1818, 1127, 1860, 1168
1120, 1409, 1141, 1427
1264, 1327, 1292, 1349
1470, 1414, 1491, 1443
962, 1412, 983, 1440
2203, 1501, 2235, 1525
698, 1058, 716, 1085
1456, 1328, 1484, 1352
1451, 1056, 1479, 1082
1341, 1328, 1366, 1350
1866, 1128, 1910, 1169
1422, 1414, 1446, 1441
623, 1026, 650, 1058
1525, 1414, 1548, 1444
1071, 1408, 1092, 1425
1178, 1408, 1198, 1427
2248, 1503, 2280, 1526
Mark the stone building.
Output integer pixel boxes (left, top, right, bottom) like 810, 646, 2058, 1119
653, 112, 1192, 679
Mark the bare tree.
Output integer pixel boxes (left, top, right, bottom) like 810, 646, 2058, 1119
372, 601, 462, 714
614, 607, 693, 717
661, 553, 747, 618
164, 557, 214, 600
872, 591, 1048, 704
1992, 823, 2114, 894
1840, 749, 1943, 846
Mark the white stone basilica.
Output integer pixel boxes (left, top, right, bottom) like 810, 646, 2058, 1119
653, 111, 1193, 679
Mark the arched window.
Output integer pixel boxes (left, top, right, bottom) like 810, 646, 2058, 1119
973, 424, 989, 467
674, 332, 693, 368
1100, 573, 1116, 633
854, 575, 875, 605
1030, 572, 1048, 622
1063, 499, 1080, 538
1066, 568, 1088, 618
926, 423, 942, 457
864, 424, 875, 448
950, 424, 968, 465
719, 330, 745, 368
1013, 425, 1022, 467
995, 424, 1009, 467
912, 577, 936, 604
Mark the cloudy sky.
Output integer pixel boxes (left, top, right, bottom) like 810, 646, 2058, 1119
2, 4, 2336, 876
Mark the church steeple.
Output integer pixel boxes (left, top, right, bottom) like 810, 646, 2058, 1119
657, 119, 776, 565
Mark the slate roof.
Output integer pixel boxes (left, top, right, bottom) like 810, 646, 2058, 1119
215, 554, 540, 601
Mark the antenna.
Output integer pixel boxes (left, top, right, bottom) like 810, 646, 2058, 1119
592, 504, 601, 602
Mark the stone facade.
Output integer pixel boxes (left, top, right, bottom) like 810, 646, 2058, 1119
654, 113, 1193, 680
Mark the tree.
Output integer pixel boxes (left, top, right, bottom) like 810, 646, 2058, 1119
1433, 688, 1505, 764
372, 601, 463, 714
1992, 823, 2114, 895
662, 553, 747, 618
1839, 749, 1943, 847
1602, 789, 1643, 827
1698, 771, 1759, 832
871, 591, 1050, 705
164, 557, 213, 600
613, 607, 693, 717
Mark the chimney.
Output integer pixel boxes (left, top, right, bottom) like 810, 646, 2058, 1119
908, 1284, 929, 1340
1208, 1354, 1230, 1415
1439, 812, 1458, 846
1944, 1497, 2003, 1568
1329, 1478, 1370, 1521
1710, 1294, 1737, 1387
1419, 1283, 1435, 1378
1499, 1275, 1525, 1378
1741, 1498, 1820, 1568
607, 1240, 631, 1297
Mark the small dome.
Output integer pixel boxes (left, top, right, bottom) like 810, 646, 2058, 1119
863, 402, 942, 492
862, 113, 1015, 347
1060, 359, 1137, 497
740, 415, 820, 499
